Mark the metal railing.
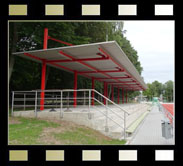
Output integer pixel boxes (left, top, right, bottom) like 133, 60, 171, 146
11, 89, 130, 139
158, 102, 174, 126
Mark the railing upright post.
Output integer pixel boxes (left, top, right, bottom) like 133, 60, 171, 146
60, 91, 63, 118
88, 90, 91, 119
35, 91, 38, 118
105, 100, 109, 132
84, 91, 86, 106
11, 92, 14, 116
56, 95, 57, 108
24, 93, 26, 111
124, 112, 126, 140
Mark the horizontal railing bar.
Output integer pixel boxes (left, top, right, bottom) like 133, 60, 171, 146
94, 98, 125, 120
93, 89, 130, 115
93, 105, 124, 129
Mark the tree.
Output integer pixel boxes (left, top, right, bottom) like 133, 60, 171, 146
143, 80, 174, 102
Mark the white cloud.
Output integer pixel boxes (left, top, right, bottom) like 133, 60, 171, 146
123, 21, 174, 84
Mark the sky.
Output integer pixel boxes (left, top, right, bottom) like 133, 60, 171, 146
123, 21, 174, 84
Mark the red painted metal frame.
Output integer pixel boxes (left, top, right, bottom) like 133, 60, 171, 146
58, 50, 135, 90
21, 28, 146, 111
78, 69, 124, 74
96, 76, 130, 80
40, 60, 46, 110
46, 57, 109, 63
126, 90, 128, 103
48, 36, 73, 46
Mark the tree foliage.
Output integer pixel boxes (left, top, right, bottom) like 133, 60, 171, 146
143, 80, 174, 102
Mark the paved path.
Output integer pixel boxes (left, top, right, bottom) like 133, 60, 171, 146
129, 105, 174, 145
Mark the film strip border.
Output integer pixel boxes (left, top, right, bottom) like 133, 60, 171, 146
7, 3, 175, 17
5, 148, 177, 164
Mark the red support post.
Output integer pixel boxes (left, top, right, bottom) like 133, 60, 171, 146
111, 85, 114, 101
122, 88, 124, 104
126, 90, 128, 103
40, 28, 48, 111
40, 60, 46, 110
74, 71, 77, 107
92, 77, 95, 106
117, 88, 120, 104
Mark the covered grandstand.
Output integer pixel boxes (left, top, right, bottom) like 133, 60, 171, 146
10, 28, 174, 144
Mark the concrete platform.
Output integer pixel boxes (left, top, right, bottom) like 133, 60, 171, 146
12, 103, 151, 140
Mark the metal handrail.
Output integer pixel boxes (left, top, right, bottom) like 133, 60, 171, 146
93, 98, 125, 120
93, 105, 124, 130
92, 89, 130, 115
11, 89, 129, 139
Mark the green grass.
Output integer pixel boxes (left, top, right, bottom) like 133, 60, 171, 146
54, 127, 126, 145
9, 117, 126, 145
9, 117, 60, 145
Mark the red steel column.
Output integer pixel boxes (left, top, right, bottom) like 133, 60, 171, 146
111, 85, 114, 101
40, 28, 48, 111
74, 71, 77, 107
117, 88, 120, 104
122, 88, 124, 104
126, 90, 128, 103
92, 77, 95, 106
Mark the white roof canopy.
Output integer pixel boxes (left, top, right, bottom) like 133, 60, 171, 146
13, 41, 147, 91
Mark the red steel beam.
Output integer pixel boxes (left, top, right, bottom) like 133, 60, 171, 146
24, 53, 43, 61
95, 76, 130, 80
23, 53, 91, 79
58, 51, 126, 85
48, 36, 73, 46
46, 57, 109, 63
78, 69, 124, 74
107, 81, 136, 84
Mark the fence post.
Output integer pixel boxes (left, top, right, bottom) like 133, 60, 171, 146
11, 92, 14, 116
60, 91, 63, 118
124, 112, 126, 140
105, 100, 109, 132
35, 91, 37, 118
88, 90, 91, 119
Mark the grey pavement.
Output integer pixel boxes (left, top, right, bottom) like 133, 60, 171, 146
129, 105, 174, 145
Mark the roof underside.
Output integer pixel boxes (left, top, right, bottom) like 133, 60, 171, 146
13, 41, 147, 91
